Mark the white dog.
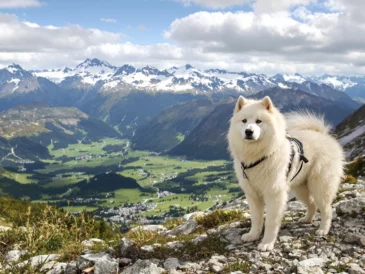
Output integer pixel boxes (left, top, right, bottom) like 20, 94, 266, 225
227, 96, 344, 251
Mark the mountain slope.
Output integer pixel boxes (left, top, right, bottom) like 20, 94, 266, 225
132, 98, 226, 152
0, 64, 67, 111
335, 104, 365, 160
170, 88, 356, 160
0, 103, 121, 150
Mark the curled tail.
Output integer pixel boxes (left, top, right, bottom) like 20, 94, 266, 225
286, 111, 332, 134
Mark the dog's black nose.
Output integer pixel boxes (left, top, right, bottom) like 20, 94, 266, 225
245, 129, 253, 137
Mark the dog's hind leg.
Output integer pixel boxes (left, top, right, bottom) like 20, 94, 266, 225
292, 184, 317, 223
241, 193, 264, 242
308, 174, 340, 236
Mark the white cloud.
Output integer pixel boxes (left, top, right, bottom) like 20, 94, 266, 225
2, 0, 365, 76
173, 0, 250, 9
253, 0, 316, 13
0, 0, 41, 8
0, 14, 122, 52
100, 18, 117, 23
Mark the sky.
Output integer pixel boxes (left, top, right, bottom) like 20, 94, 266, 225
0, 0, 365, 76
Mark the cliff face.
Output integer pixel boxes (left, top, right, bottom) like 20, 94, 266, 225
1, 181, 365, 273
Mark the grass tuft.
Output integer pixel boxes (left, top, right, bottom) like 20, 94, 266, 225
195, 210, 245, 229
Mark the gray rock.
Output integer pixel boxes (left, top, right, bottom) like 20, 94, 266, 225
335, 197, 365, 215
119, 258, 132, 266
131, 225, 166, 233
141, 245, 154, 252
287, 201, 306, 211
344, 233, 365, 247
222, 228, 244, 245
348, 263, 365, 274
6, 249, 28, 263
183, 211, 205, 220
123, 259, 164, 274
167, 241, 183, 249
18, 254, 59, 268
191, 234, 208, 244
164, 258, 180, 270
297, 258, 326, 274
120, 237, 134, 257
170, 218, 198, 235
45, 262, 77, 274
78, 252, 118, 274
81, 238, 105, 248
0, 225, 11, 232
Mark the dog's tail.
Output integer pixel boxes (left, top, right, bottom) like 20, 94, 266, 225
286, 111, 332, 134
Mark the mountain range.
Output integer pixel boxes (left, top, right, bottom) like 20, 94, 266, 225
1, 58, 365, 160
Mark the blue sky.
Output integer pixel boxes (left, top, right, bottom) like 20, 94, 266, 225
7, 0, 250, 44
1, 0, 365, 76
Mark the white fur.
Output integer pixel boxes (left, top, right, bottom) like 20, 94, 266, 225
227, 96, 345, 251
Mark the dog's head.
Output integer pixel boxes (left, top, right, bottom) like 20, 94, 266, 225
229, 96, 281, 143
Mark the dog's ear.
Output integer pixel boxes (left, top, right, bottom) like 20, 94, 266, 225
262, 96, 273, 112
234, 96, 246, 113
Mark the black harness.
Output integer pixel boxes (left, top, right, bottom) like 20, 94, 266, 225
240, 137, 309, 182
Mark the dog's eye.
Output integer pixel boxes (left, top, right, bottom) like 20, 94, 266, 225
256, 119, 262, 124
242, 119, 247, 123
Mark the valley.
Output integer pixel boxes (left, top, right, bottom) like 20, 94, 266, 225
0, 136, 239, 225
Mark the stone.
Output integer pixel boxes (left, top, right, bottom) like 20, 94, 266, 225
164, 258, 180, 270
287, 201, 306, 211
222, 228, 243, 245
131, 225, 166, 233
45, 262, 77, 274
170, 218, 198, 235
167, 241, 183, 249
335, 197, 365, 215
0, 225, 11, 232
120, 238, 134, 257
297, 258, 326, 274
119, 258, 132, 266
6, 249, 28, 263
18, 254, 59, 268
81, 238, 105, 248
77, 252, 118, 274
183, 211, 205, 220
344, 233, 365, 247
191, 234, 208, 244
123, 259, 164, 274
348, 263, 365, 274
141, 245, 154, 252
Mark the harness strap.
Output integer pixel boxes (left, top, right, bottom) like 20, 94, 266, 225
240, 136, 309, 182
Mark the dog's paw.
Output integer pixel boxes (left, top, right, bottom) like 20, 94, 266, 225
298, 216, 312, 223
241, 232, 260, 242
315, 229, 328, 236
258, 241, 275, 251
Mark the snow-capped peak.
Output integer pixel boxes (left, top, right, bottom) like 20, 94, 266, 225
6, 64, 23, 74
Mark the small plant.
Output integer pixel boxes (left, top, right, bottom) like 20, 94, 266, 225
222, 260, 252, 273
162, 218, 184, 230
0, 197, 120, 265
343, 175, 357, 184
195, 210, 245, 229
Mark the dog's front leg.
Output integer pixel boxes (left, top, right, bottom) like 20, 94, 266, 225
241, 193, 264, 242
258, 189, 287, 251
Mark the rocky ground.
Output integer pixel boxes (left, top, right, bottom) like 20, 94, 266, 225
2, 180, 365, 274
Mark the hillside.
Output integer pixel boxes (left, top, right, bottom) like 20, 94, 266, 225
1, 179, 364, 273
132, 98, 226, 152
335, 104, 365, 160
170, 88, 355, 160
0, 103, 121, 150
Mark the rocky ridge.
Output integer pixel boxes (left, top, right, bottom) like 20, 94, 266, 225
2, 180, 365, 274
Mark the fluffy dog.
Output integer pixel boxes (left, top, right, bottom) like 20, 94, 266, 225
227, 96, 344, 251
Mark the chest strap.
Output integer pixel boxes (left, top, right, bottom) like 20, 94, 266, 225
240, 137, 309, 181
